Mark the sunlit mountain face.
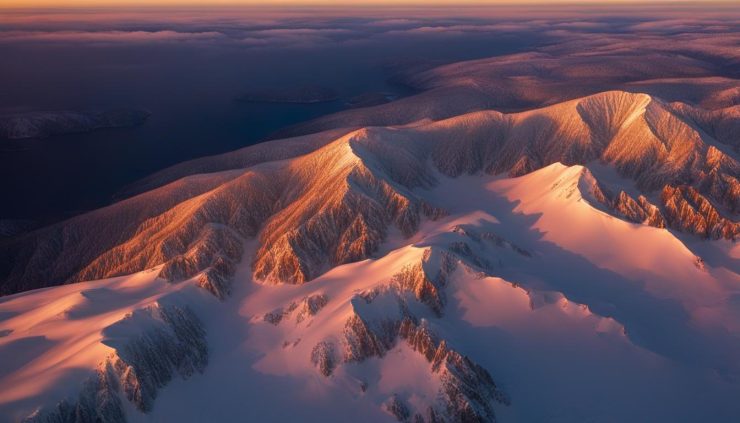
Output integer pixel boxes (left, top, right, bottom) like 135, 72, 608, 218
0, 2, 739, 422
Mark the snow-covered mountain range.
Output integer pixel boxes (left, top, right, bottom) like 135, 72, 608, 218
0, 34, 739, 422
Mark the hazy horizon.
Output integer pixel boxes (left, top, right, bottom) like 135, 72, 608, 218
1, 1, 739, 422
2, 1, 738, 223
3, 0, 739, 9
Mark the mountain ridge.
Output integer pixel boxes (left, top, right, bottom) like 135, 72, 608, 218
1, 90, 737, 296
3, 160, 737, 422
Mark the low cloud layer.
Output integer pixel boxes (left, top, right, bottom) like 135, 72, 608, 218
1, 6, 739, 50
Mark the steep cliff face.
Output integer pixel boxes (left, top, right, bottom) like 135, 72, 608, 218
75, 170, 277, 285
611, 191, 666, 228
41, 129, 446, 291
299, 236, 514, 422
341, 310, 499, 422
424, 92, 738, 212
354, 315, 510, 423
422, 92, 738, 240
104, 303, 208, 413
253, 132, 444, 285
264, 294, 329, 326
596, 181, 738, 240
661, 185, 739, 239
0, 170, 246, 295
398, 319, 510, 423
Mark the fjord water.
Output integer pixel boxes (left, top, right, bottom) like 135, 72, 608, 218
0, 10, 539, 224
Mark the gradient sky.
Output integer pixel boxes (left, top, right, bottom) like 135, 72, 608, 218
3, 0, 737, 7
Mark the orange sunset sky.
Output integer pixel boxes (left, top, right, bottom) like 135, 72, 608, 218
2, 0, 736, 7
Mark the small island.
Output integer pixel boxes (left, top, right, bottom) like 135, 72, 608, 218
346, 92, 397, 108
0, 219, 36, 238
236, 85, 339, 104
0, 109, 150, 140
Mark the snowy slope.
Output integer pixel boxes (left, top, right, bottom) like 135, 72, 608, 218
0, 268, 211, 422
2, 163, 739, 422
2, 90, 738, 298
2, 21, 739, 420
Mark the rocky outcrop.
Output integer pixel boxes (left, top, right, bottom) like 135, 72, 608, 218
422, 93, 740, 246
156, 225, 243, 282
263, 294, 329, 325
424, 92, 738, 237
335, 246, 508, 422
0, 170, 247, 296
611, 191, 666, 228
341, 302, 507, 422
697, 155, 740, 214
253, 134, 444, 285
295, 294, 330, 323
24, 302, 207, 422
72, 170, 277, 297
661, 185, 739, 240
585, 172, 736, 241
264, 302, 298, 326
391, 249, 457, 317
195, 257, 236, 300
343, 311, 400, 363
391, 263, 447, 317
106, 303, 208, 412
310, 341, 337, 377
399, 319, 510, 423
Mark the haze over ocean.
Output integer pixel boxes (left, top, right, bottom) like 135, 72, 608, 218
1, 5, 552, 222
3, 3, 737, 223
1, 3, 740, 423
